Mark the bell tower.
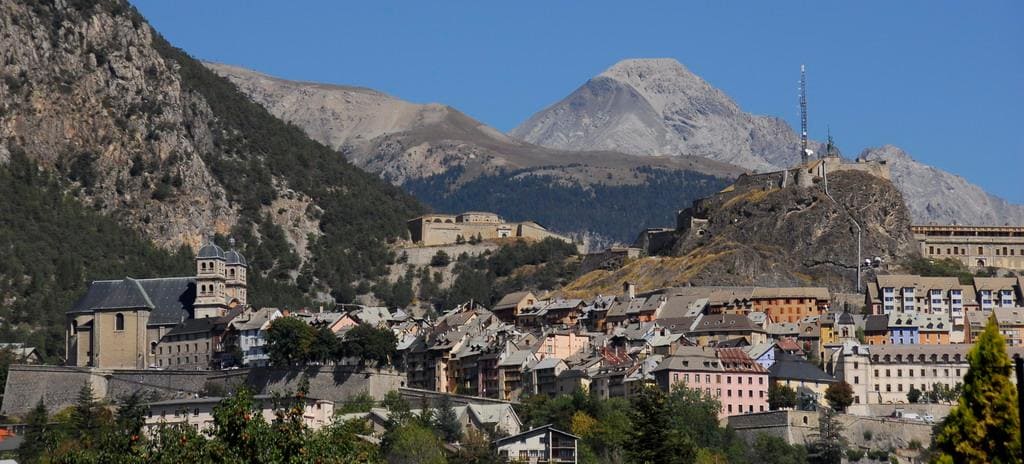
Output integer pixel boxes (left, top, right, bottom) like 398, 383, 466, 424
224, 238, 248, 308
194, 236, 227, 319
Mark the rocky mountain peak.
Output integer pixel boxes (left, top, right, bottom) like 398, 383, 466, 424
511, 58, 803, 171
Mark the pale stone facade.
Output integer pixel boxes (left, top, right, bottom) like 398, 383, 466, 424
912, 225, 1024, 270
407, 211, 571, 246
66, 240, 247, 369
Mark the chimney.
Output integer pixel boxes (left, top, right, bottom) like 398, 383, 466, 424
624, 282, 636, 300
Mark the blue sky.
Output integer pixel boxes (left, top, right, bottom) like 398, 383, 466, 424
132, 1, 1023, 203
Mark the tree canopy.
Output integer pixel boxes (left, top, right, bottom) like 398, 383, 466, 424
932, 317, 1021, 464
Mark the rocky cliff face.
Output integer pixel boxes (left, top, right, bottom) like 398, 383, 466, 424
0, 0, 423, 304
511, 58, 810, 172
860, 145, 1024, 226
0, 0, 236, 249
208, 63, 745, 244
562, 170, 917, 295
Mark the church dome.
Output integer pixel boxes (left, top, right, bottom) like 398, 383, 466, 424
197, 243, 226, 260
225, 250, 248, 267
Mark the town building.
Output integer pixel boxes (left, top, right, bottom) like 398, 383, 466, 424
652, 346, 769, 418
495, 424, 579, 464
749, 287, 830, 323
144, 395, 334, 432
688, 314, 768, 347
493, 291, 538, 324
65, 240, 247, 369
826, 342, 1024, 405
226, 307, 282, 367
0, 343, 42, 364
407, 212, 571, 247
993, 307, 1024, 347
911, 224, 1024, 270
767, 352, 836, 407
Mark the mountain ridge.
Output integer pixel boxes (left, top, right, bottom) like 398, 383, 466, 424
512, 58, 1024, 227
208, 62, 745, 244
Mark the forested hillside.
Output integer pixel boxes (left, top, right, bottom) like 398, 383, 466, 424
0, 151, 193, 360
406, 166, 728, 243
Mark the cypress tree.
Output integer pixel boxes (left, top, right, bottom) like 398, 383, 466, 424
932, 317, 1021, 463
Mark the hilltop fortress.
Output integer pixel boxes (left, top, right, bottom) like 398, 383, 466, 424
408, 211, 571, 246
673, 154, 891, 243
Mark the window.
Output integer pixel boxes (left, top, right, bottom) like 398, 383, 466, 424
115, 313, 125, 331
886, 384, 891, 392
854, 376, 859, 384
898, 384, 903, 392
956, 369, 961, 376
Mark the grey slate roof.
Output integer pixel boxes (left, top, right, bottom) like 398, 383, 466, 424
768, 353, 836, 383
69, 277, 196, 326
197, 243, 226, 260
864, 315, 889, 332
164, 318, 217, 338
225, 250, 248, 267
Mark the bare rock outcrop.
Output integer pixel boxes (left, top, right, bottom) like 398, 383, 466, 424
0, 0, 237, 249
860, 145, 1024, 226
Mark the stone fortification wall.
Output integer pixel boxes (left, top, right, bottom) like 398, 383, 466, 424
399, 243, 499, 267
206, 366, 407, 402
3, 365, 407, 417
728, 409, 934, 451
727, 410, 819, 445
1, 365, 208, 417
398, 388, 514, 408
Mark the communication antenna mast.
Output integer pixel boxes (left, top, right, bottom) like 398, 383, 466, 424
799, 64, 809, 164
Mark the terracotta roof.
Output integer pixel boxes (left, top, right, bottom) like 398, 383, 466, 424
716, 347, 767, 373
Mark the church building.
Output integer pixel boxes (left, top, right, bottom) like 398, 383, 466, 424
65, 240, 247, 369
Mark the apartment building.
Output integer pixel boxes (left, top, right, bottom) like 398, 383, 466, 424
993, 307, 1024, 347
829, 342, 1024, 405
652, 346, 769, 418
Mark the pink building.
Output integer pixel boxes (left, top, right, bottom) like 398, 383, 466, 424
652, 346, 769, 418
536, 331, 590, 360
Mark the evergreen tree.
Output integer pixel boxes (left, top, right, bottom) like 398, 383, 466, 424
932, 317, 1021, 464
70, 382, 102, 445
806, 409, 844, 464
18, 399, 52, 464
435, 395, 462, 443
824, 381, 854, 412
626, 385, 698, 464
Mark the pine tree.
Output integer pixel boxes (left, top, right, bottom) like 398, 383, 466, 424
435, 395, 462, 443
932, 317, 1022, 464
18, 399, 52, 464
71, 382, 101, 445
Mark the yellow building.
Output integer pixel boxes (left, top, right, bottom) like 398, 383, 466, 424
66, 240, 246, 369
